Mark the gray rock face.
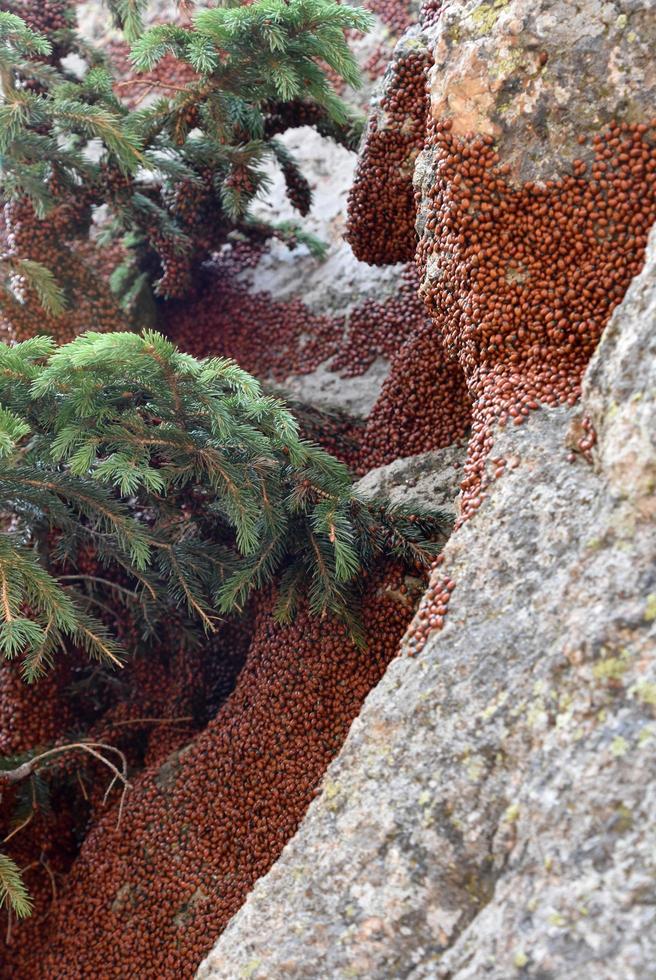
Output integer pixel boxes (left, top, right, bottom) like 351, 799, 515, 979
197, 224, 656, 979
282, 357, 391, 419
428, 0, 656, 183
356, 444, 466, 517
248, 127, 406, 319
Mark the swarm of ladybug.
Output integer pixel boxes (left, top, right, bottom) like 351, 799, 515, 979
3, 0, 656, 973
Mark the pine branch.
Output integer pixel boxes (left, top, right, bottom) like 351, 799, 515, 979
105, 0, 149, 42
0, 331, 450, 670
52, 101, 144, 173
5, 259, 67, 316
0, 853, 32, 919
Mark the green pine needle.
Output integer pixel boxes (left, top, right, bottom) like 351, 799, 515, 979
0, 852, 33, 919
0, 331, 450, 672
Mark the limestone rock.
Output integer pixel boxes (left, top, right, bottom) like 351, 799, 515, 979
196, 231, 656, 980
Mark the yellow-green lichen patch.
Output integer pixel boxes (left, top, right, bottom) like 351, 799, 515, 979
448, 23, 462, 44
480, 689, 509, 720
526, 697, 548, 729
467, 0, 511, 38
605, 399, 620, 421
463, 752, 486, 782
633, 680, 656, 706
504, 802, 521, 824
644, 593, 656, 621
323, 779, 344, 812
592, 648, 632, 682
490, 49, 527, 80
239, 959, 262, 979
613, 803, 634, 833
547, 910, 566, 928
610, 735, 629, 757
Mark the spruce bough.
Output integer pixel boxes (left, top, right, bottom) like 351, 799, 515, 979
0, 0, 370, 322
0, 0, 450, 921
0, 334, 448, 918
0, 330, 447, 680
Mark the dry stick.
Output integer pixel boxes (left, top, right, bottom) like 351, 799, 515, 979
39, 857, 57, 917
3, 807, 33, 845
13, 857, 58, 926
0, 742, 130, 829
3, 770, 38, 843
75, 768, 89, 802
107, 715, 193, 729
102, 772, 119, 808
115, 79, 191, 95
58, 575, 140, 600
3, 777, 38, 845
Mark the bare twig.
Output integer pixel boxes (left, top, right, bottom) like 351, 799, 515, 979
39, 857, 57, 916
3, 808, 33, 845
108, 715, 193, 729
76, 768, 89, 802
0, 742, 130, 829
58, 575, 140, 600
115, 79, 190, 95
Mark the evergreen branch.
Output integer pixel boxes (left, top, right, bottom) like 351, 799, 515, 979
9, 259, 67, 316
105, 0, 149, 41
0, 312, 443, 667
53, 101, 144, 172
0, 853, 32, 919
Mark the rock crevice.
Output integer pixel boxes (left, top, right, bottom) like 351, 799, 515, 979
197, 220, 656, 980
197, 0, 656, 969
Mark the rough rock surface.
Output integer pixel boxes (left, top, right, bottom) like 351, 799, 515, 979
197, 233, 656, 980
356, 443, 466, 516
249, 127, 405, 318
428, 0, 656, 182
281, 357, 390, 418
246, 126, 404, 417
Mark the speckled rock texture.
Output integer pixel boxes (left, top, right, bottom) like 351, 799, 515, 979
356, 443, 466, 517
196, 229, 656, 980
428, 0, 656, 181
415, 0, 656, 285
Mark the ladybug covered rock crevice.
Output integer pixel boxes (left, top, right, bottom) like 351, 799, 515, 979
413, 0, 656, 525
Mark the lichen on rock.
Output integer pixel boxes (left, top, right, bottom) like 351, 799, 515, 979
197, 220, 656, 980
196, 0, 656, 976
